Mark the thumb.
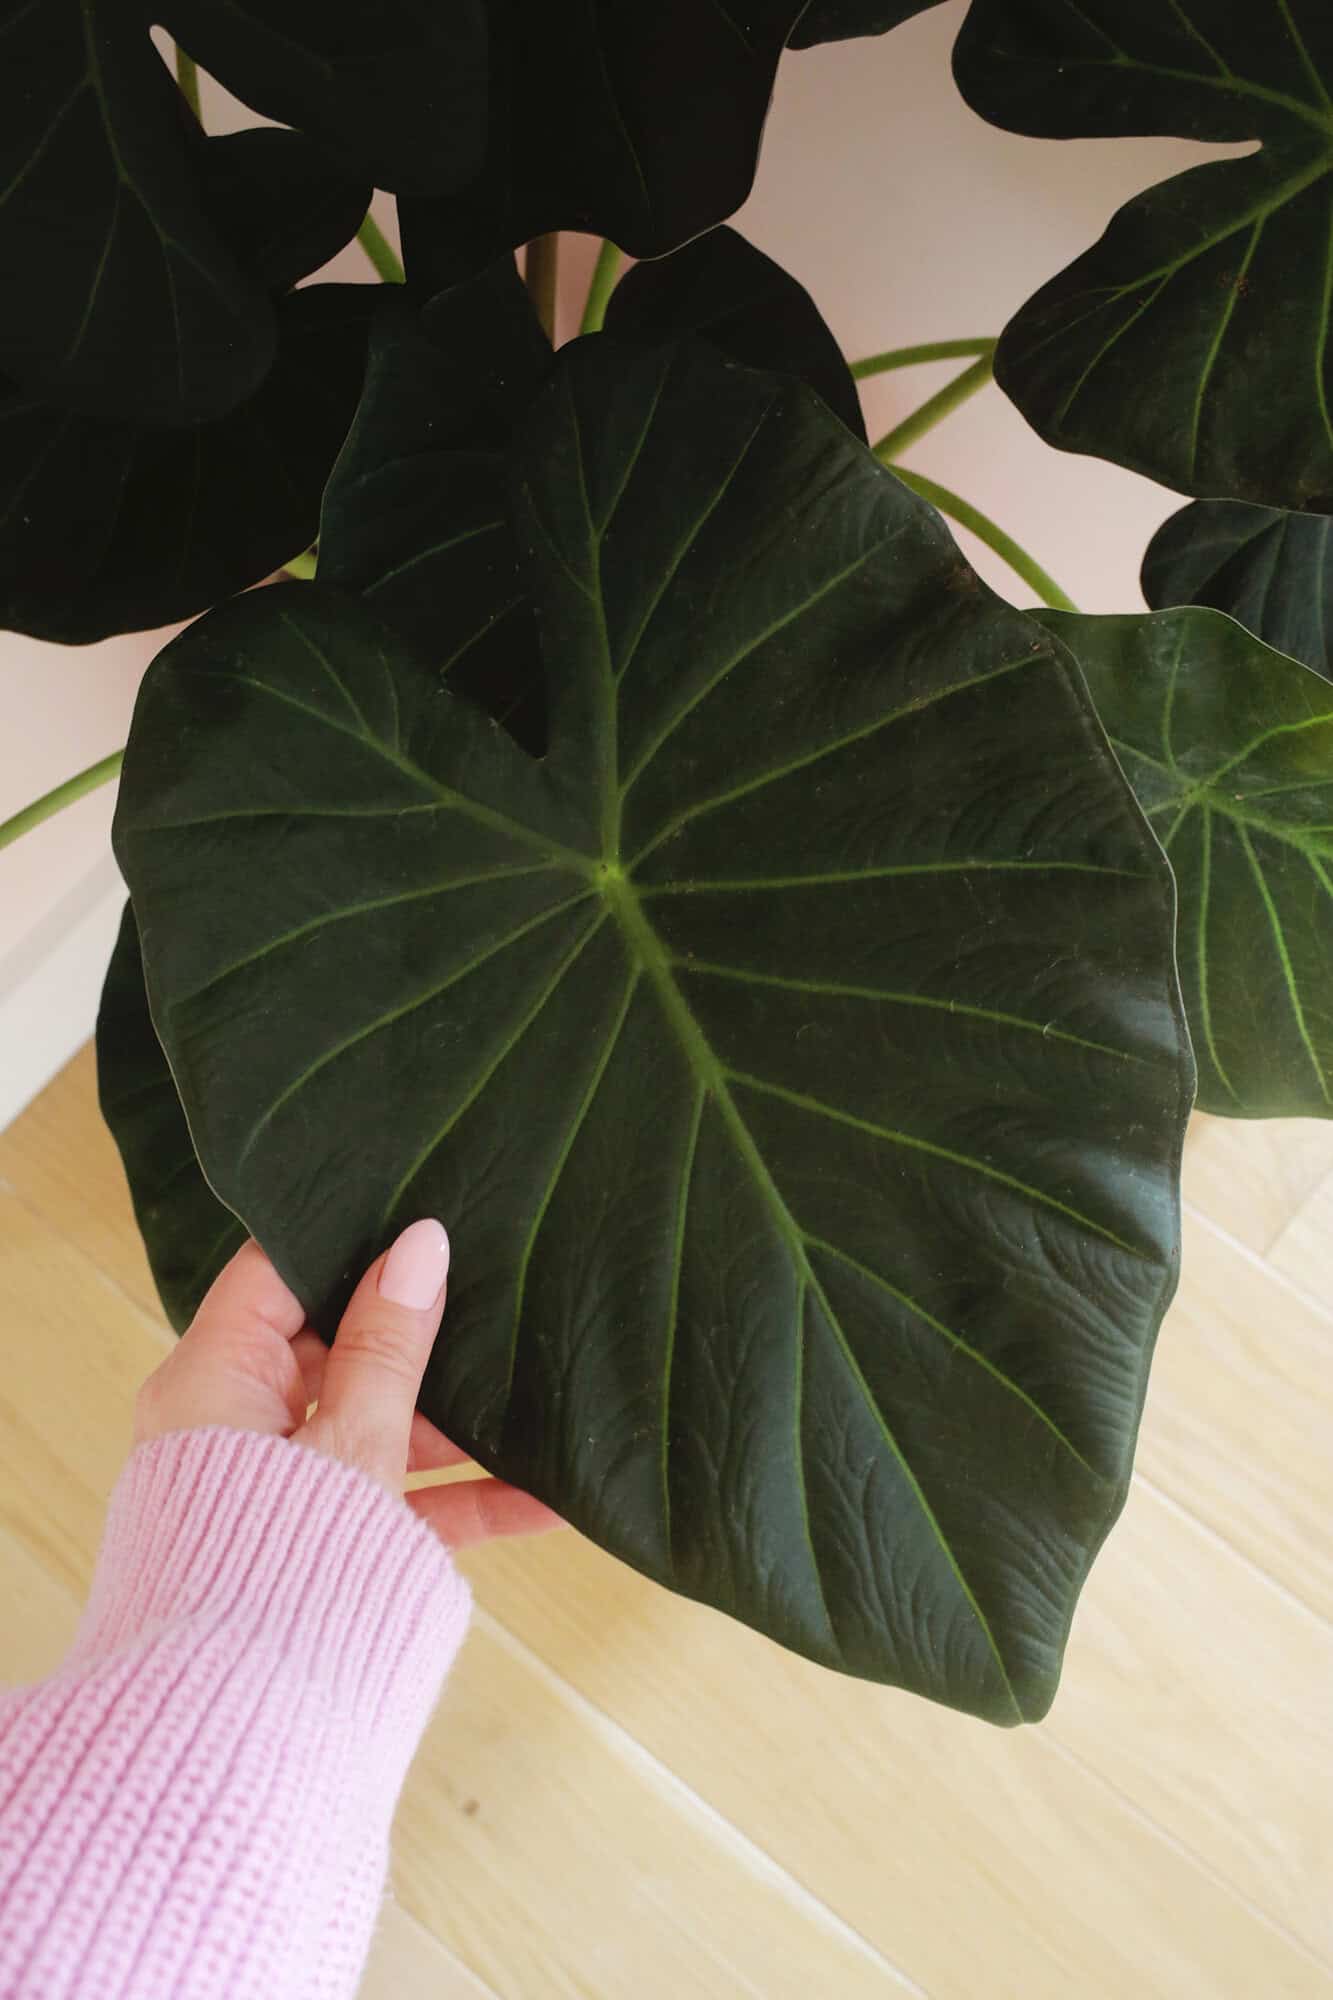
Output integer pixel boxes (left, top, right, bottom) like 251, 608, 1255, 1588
295, 1219, 450, 1491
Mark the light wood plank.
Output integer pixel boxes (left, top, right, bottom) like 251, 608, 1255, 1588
456, 1530, 1330, 1999
1268, 1167, 1333, 1305
362, 1904, 502, 2000
1134, 1207, 1333, 1621
395, 1611, 912, 2000
0, 1043, 162, 1321
1046, 1480, 1333, 1964
0, 1190, 168, 1595
1182, 1114, 1333, 1258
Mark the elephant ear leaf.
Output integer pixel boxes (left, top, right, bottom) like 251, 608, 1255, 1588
115, 336, 1191, 1721
398, 0, 807, 278
1043, 607, 1333, 1117
97, 902, 246, 1331
603, 226, 866, 441
954, 0, 1333, 510
0, 126, 374, 645
0, 283, 377, 645
0, 3, 277, 426
1143, 501, 1333, 680
789, 1, 942, 48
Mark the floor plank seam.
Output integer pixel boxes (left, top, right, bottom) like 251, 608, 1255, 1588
1037, 1733, 1333, 1979
1132, 1472, 1333, 1636
375, 1895, 505, 2000
1182, 1197, 1333, 1328
469, 1605, 930, 1996
0, 1179, 173, 1354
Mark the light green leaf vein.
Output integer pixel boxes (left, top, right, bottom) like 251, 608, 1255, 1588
725, 1064, 1150, 1261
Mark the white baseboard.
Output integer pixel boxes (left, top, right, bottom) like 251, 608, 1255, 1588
0, 854, 126, 1133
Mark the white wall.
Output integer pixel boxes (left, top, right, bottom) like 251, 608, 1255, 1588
0, 1, 1227, 1127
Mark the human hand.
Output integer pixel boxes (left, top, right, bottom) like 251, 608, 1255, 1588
134, 1220, 563, 1549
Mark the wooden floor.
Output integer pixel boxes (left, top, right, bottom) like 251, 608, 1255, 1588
1, 1047, 1331, 1998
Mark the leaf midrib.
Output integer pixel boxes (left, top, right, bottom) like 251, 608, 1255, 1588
600, 867, 1027, 1721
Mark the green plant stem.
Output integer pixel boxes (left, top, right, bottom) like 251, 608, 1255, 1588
580, 238, 623, 335
175, 45, 201, 122
0, 752, 125, 852
356, 213, 405, 285
890, 468, 1079, 613
284, 547, 318, 579
851, 338, 996, 380
525, 233, 560, 340
871, 355, 994, 461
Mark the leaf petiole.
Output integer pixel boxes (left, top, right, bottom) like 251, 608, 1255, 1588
871, 354, 994, 461
850, 339, 996, 379
580, 238, 624, 335
356, 214, 405, 285
0, 751, 125, 851
175, 45, 201, 122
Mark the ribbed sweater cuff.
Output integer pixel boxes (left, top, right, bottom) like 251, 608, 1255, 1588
73, 1427, 472, 1772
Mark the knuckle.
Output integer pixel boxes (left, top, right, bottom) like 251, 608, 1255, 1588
334, 1310, 421, 1384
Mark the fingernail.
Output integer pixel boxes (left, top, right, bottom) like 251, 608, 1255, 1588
379, 1218, 450, 1310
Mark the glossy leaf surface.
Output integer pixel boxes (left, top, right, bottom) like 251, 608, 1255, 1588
97, 903, 244, 1331
604, 226, 866, 441
1046, 608, 1333, 1117
0, 287, 376, 644
0, 2, 275, 425
955, 1, 1333, 510
398, 0, 804, 281
117, 339, 1190, 1718
1143, 502, 1333, 680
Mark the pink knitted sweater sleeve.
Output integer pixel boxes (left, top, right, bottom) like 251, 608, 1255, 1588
0, 1427, 473, 2000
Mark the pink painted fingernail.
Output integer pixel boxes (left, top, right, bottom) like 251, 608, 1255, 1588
379, 1219, 450, 1310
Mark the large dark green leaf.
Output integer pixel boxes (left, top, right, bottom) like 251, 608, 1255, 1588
954, 1, 1333, 510
318, 262, 551, 747
195, 130, 370, 295
1045, 608, 1333, 1116
604, 226, 866, 441
97, 903, 245, 1330
0, 286, 375, 644
0, 2, 276, 424
1143, 502, 1333, 679
159, 0, 487, 196
398, 0, 804, 281
116, 337, 1190, 1719
790, 1, 941, 47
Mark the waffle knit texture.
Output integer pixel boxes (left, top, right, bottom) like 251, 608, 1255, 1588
0, 1428, 473, 1999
